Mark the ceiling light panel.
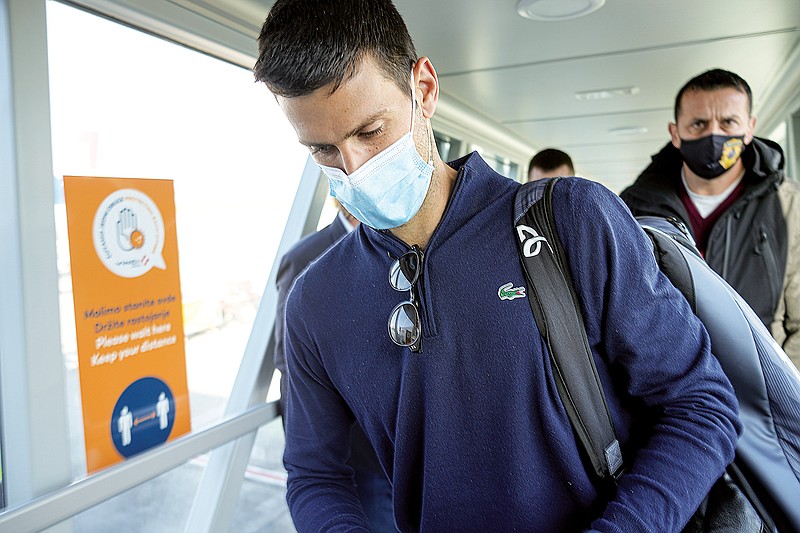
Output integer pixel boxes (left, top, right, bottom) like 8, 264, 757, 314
516, 0, 606, 21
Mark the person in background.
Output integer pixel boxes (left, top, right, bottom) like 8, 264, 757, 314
527, 147, 575, 181
621, 68, 799, 369
255, 1, 740, 530
272, 200, 395, 531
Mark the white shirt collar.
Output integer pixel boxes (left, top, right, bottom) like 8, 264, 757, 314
681, 169, 743, 218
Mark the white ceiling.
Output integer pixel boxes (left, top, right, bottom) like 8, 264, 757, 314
189, 0, 800, 191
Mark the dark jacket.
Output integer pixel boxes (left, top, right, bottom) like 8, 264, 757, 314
273, 214, 348, 382
621, 138, 800, 366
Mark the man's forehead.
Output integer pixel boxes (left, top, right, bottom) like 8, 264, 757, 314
277, 79, 402, 144
679, 88, 749, 117
681, 87, 749, 105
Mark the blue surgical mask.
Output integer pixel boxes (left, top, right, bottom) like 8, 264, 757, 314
318, 75, 434, 230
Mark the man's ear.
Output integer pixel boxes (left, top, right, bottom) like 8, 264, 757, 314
744, 115, 757, 144
414, 57, 439, 119
668, 122, 681, 149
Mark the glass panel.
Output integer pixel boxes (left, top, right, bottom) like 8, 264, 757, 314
65, 418, 292, 531
46, 0, 307, 483
792, 110, 800, 182
316, 196, 340, 232
768, 117, 798, 183
768, 121, 788, 156
230, 419, 295, 531
473, 146, 521, 180
70, 460, 201, 530
434, 131, 462, 162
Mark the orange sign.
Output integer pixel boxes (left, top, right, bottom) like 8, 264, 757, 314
64, 176, 191, 473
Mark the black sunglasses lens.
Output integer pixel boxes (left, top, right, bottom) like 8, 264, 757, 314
400, 252, 419, 281
389, 260, 412, 291
389, 249, 420, 291
388, 302, 420, 346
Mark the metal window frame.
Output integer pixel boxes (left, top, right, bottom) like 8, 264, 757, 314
0, 0, 73, 518
0, 402, 277, 532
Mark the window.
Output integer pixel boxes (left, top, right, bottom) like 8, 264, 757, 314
47, 4, 302, 528
472, 145, 521, 181
434, 131, 463, 162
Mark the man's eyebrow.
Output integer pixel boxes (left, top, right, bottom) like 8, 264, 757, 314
344, 111, 387, 138
299, 110, 387, 147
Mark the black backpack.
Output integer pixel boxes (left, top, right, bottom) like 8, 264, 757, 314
514, 177, 800, 533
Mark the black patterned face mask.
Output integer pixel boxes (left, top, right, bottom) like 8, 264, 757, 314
679, 134, 745, 179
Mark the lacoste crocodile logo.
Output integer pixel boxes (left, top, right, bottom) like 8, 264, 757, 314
498, 282, 526, 301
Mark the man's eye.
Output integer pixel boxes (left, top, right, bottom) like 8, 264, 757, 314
360, 126, 384, 139
310, 145, 334, 155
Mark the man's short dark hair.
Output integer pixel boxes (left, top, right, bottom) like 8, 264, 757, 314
674, 69, 752, 120
528, 148, 574, 177
254, 0, 417, 98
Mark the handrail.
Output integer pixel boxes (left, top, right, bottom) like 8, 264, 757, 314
0, 401, 279, 533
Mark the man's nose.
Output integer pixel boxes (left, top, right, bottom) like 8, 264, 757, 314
339, 146, 372, 176
709, 119, 725, 135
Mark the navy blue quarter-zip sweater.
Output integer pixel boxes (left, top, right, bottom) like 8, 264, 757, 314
283, 153, 740, 532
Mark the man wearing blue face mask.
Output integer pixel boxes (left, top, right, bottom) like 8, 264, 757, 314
622, 69, 799, 368
255, 2, 741, 531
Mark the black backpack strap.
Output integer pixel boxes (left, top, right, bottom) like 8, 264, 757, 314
637, 216, 699, 313
514, 177, 624, 482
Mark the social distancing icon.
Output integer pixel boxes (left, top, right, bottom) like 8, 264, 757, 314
111, 377, 176, 458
